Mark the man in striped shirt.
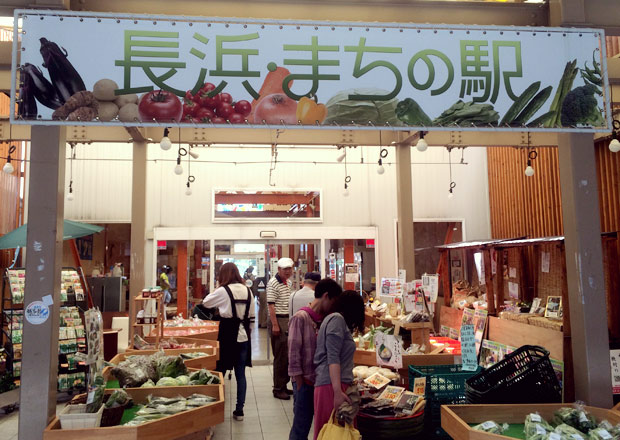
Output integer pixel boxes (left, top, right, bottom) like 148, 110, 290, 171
267, 257, 294, 400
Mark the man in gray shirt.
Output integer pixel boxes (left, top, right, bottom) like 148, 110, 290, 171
289, 272, 320, 318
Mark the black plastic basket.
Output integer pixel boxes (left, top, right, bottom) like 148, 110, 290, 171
465, 345, 562, 404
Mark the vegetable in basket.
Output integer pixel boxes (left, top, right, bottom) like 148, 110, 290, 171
554, 407, 597, 433
85, 374, 106, 413
105, 389, 131, 409
554, 423, 587, 440
524, 412, 554, 440
156, 377, 182, 387
189, 369, 221, 385
473, 421, 508, 434
588, 428, 618, 440
140, 379, 156, 388
156, 355, 188, 379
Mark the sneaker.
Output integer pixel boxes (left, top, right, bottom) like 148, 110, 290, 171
273, 390, 291, 400
233, 410, 244, 421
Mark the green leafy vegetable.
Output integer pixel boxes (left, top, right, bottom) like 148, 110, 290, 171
433, 101, 499, 126
395, 98, 432, 126
156, 355, 188, 379
105, 389, 131, 409
525, 413, 553, 440
323, 89, 402, 126
188, 369, 221, 385
473, 421, 506, 434
560, 84, 605, 127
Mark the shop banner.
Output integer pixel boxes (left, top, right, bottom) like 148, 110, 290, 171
11, 10, 611, 132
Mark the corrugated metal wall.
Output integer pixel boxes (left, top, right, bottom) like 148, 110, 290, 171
607, 36, 620, 58
487, 146, 563, 238
488, 142, 620, 238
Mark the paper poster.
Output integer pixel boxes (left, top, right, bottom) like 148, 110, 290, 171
422, 274, 439, 303
375, 332, 403, 369
473, 309, 488, 354
449, 327, 460, 340
460, 324, 478, 371
440, 325, 450, 337
345, 263, 360, 283
378, 385, 405, 403
404, 294, 416, 313
479, 340, 501, 368
490, 249, 497, 275
508, 281, 519, 299
461, 308, 475, 327
551, 358, 564, 392
381, 278, 403, 296
202, 269, 208, 285
479, 257, 486, 285
509, 267, 517, 278
398, 269, 407, 283
541, 251, 551, 273
610, 350, 620, 394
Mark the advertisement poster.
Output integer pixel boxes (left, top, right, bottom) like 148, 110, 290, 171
381, 278, 403, 296
508, 281, 519, 299
12, 10, 610, 132
473, 309, 488, 354
541, 251, 551, 273
344, 263, 359, 283
460, 324, 478, 371
610, 350, 620, 394
422, 274, 439, 303
375, 332, 403, 370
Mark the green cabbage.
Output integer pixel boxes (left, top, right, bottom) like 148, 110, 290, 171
156, 355, 187, 379
323, 89, 402, 127
156, 377, 181, 387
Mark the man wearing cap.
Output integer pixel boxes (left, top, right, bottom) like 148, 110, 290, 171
289, 272, 321, 318
267, 257, 294, 400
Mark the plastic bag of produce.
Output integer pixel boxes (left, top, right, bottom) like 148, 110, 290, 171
554, 405, 597, 433
525, 413, 554, 440
473, 421, 508, 434
188, 369, 221, 385
105, 389, 131, 408
141, 379, 155, 388
112, 354, 158, 387
156, 355, 187, 379
85, 374, 106, 413
598, 421, 620, 437
554, 423, 587, 440
186, 394, 217, 407
588, 428, 618, 440
176, 375, 190, 386
155, 377, 181, 387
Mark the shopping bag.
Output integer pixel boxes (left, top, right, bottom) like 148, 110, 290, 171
317, 411, 361, 440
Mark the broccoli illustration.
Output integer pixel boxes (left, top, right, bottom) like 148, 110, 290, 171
560, 84, 605, 127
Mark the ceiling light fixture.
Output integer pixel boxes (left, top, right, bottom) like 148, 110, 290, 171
2, 145, 16, 174
67, 144, 75, 201
525, 149, 537, 177
336, 147, 346, 163
160, 127, 172, 151
416, 131, 428, 152
610, 119, 620, 153
447, 146, 455, 199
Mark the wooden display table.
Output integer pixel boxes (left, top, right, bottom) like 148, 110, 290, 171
377, 316, 434, 352
157, 323, 219, 341
44, 385, 224, 439
130, 337, 220, 360
103, 329, 121, 361
102, 368, 224, 393
441, 404, 620, 440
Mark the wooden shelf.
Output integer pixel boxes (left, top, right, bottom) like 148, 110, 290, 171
134, 295, 163, 301
132, 323, 162, 327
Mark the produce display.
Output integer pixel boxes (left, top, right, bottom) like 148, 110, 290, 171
133, 334, 214, 350
123, 394, 217, 427
110, 351, 220, 388
164, 316, 218, 327
473, 406, 620, 440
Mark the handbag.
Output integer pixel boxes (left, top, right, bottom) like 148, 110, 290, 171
317, 411, 361, 440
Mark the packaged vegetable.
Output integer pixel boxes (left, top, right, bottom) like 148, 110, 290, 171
525, 412, 554, 440
188, 369, 221, 385
588, 428, 618, 440
554, 407, 597, 433
473, 421, 508, 434
155, 377, 181, 387
156, 355, 188, 379
105, 389, 131, 408
554, 423, 587, 440
85, 375, 106, 413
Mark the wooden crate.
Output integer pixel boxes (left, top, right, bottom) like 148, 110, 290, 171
44, 384, 224, 440
130, 337, 220, 359
488, 316, 563, 361
102, 367, 223, 393
399, 353, 458, 389
158, 327, 219, 341
441, 404, 620, 440
110, 347, 217, 370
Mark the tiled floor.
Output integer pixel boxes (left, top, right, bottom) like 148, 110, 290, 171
214, 364, 300, 440
0, 320, 306, 439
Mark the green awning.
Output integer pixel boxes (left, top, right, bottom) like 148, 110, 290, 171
0, 220, 104, 250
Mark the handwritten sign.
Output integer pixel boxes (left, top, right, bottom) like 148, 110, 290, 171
460, 324, 478, 371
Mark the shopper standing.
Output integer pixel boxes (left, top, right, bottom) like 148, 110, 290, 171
312, 290, 365, 439
267, 257, 294, 400
202, 262, 254, 421
288, 279, 342, 440
289, 272, 321, 317
159, 265, 172, 304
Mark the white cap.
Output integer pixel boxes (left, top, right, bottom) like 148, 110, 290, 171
277, 257, 294, 269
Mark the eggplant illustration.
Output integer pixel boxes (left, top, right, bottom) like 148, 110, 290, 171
39, 37, 85, 103
18, 69, 38, 119
23, 63, 62, 109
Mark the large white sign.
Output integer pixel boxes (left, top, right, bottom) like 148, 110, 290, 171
11, 9, 611, 132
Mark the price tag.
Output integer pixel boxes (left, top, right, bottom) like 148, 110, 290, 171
460, 324, 478, 371
481, 421, 496, 430
598, 430, 612, 440
536, 424, 547, 435
413, 377, 426, 396
572, 434, 584, 440
548, 433, 561, 440
86, 390, 95, 404
579, 412, 588, 423
530, 414, 541, 422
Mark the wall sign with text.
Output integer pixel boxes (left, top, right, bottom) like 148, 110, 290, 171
11, 10, 611, 132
